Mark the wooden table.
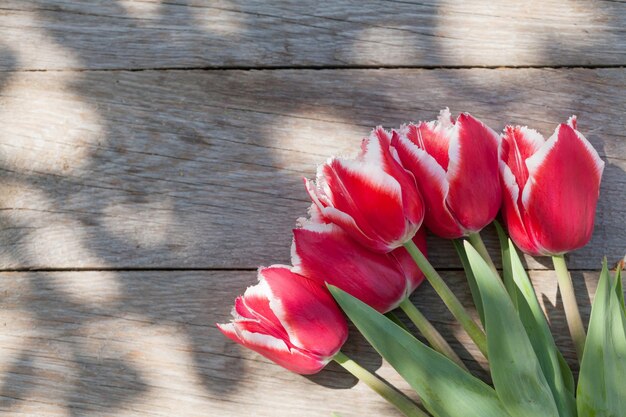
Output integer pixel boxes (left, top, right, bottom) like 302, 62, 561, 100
0, 1, 624, 416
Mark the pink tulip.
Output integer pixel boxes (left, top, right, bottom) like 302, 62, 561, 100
392, 109, 501, 238
292, 212, 427, 313
217, 266, 348, 374
305, 127, 424, 252
499, 117, 604, 255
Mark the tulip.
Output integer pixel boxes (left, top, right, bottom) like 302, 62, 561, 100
292, 214, 466, 368
499, 116, 604, 361
217, 265, 348, 374
291, 216, 427, 313
392, 108, 501, 239
499, 116, 604, 256
305, 127, 424, 252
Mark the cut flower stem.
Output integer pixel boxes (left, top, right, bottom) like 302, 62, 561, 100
403, 239, 488, 358
467, 232, 498, 275
333, 351, 429, 417
552, 254, 586, 361
399, 298, 468, 370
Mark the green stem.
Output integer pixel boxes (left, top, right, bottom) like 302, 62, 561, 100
333, 351, 429, 417
552, 255, 586, 361
467, 232, 498, 275
399, 298, 468, 370
403, 240, 488, 358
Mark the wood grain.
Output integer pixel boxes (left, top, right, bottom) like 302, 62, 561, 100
0, 269, 611, 416
0, 0, 624, 70
0, 68, 623, 270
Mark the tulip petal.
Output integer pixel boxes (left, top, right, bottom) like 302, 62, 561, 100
319, 157, 409, 250
522, 121, 605, 254
499, 126, 546, 255
405, 108, 454, 170
446, 113, 501, 232
394, 131, 464, 238
292, 221, 407, 312
363, 127, 425, 226
305, 176, 385, 250
217, 323, 327, 374
501, 126, 545, 192
499, 161, 541, 255
236, 279, 289, 341
260, 266, 348, 358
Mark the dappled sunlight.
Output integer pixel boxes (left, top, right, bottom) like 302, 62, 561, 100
193, 1, 247, 38
436, 0, 613, 66
78, 317, 215, 415
0, 0, 622, 415
0, 309, 36, 376
265, 111, 362, 161
118, 0, 163, 21
0, 12, 82, 70
346, 27, 424, 65
26, 215, 103, 268
0, 182, 103, 268
0, 308, 76, 417
0, 71, 103, 175
101, 198, 176, 250
48, 271, 122, 306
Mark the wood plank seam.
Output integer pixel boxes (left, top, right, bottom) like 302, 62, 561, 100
0, 64, 625, 72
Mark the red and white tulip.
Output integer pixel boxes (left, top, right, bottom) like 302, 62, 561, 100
393, 109, 501, 238
500, 117, 604, 255
305, 127, 424, 252
217, 266, 348, 374
292, 213, 427, 313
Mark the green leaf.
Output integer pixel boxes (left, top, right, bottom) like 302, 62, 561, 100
495, 223, 575, 413
463, 241, 560, 417
615, 266, 625, 314
385, 311, 411, 332
506, 240, 576, 416
493, 221, 516, 305
452, 239, 485, 326
577, 260, 626, 417
556, 350, 575, 396
328, 285, 511, 417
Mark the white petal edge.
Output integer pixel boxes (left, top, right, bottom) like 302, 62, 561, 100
334, 157, 403, 202
436, 107, 454, 130
516, 126, 546, 152
361, 126, 390, 166
499, 160, 524, 227
291, 217, 338, 274
396, 134, 451, 204
258, 265, 310, 351
237, 328, 291, 352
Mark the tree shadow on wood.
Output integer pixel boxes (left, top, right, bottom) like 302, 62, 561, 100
0, 1, 624, 416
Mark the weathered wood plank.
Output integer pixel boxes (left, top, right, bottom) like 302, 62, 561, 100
0, 0, 624, 70
0, 269, 611, 416
0, 68, 623, 270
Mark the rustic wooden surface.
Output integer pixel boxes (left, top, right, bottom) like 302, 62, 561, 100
0, 270, 605, 416
0, 1, 624, 416
0, 0, 625, 69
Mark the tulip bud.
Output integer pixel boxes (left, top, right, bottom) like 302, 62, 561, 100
292, 214, 427, 313
305, 127, 425, 252
217, 266, 348, 374
499, 117, 604, 255
393, 109, 501, 238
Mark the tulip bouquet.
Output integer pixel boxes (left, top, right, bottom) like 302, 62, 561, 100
218, 109, 624, 417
